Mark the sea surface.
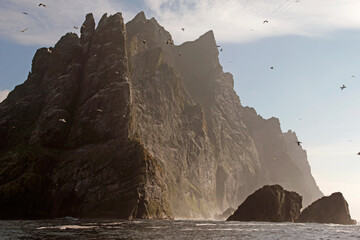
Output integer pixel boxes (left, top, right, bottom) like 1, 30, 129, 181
1, 219, 360, 240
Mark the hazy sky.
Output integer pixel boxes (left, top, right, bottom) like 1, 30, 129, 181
1, 0, 360, 220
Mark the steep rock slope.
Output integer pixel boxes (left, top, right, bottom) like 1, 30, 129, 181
0, 11, 322, 219
0, 13, 170, 219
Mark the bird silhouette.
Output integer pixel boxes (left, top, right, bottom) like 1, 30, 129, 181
58, 118, 66, 123
217, 45, 220, 48
20, 28, 28, 33
220, 48, 223, 52
74, 26, 78, 29
23, 12, 28, 15
296, 141, 302, 146
47, 48, 52, 53
178, 52, 182, 56
340, 84, 346, 90
357, 152, 360, 155
39, 3, 46, 7
351, 75, 355, 78
263, 20, 269, 24
181, 28, 185, 31
270, 66, 274, 69
142, 40, 146, 44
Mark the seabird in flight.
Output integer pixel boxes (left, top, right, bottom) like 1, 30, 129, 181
39, 3, 46, 7
270, 66, 274, 70
296, 141, 302, 146
340, 84, 346, 90
58, 118, 66, 123
23, 12, 28, 15
181, 28, 185, 31
20, 28, 28, 33
142, 40, 146, 44
74, 26, 79, 29
263, 20, 269, 24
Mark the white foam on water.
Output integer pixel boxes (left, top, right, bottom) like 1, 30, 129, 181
37, 225, 97, 230
195, 223, 217, 226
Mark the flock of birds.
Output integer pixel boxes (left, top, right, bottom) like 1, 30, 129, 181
11, 3, 359, 154
20, 3, 82, 34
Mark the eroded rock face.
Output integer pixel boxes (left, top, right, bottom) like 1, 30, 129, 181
0, 11, 322, 219
0, 12, 170, 220
227, 185, 302, 222
296, 192, 356, 225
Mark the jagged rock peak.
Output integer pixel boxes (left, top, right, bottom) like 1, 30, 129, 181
81, 13, 95, 34
80, 13, 95, 45
133, 11, 146, 23
198, 30, 216, 44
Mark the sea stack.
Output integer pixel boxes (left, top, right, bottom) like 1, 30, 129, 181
0, 11, 322, 219
227, 185, 302, 222
296, 192, 356, 225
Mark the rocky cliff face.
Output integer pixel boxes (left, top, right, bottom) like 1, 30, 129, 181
296, 192, 356, 225
227, 185, 302, 222
0, 11, 322, 219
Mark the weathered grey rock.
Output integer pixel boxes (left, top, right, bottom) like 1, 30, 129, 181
0, 11, 322, 219
0, 12, 170, 220
227, 185, 302, 222
296, 192, 356, 225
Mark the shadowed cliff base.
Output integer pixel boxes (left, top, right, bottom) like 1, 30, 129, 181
0, 11, 322, 219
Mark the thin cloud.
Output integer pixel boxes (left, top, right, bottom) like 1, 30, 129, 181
0, 0, 138, 46
0, 89, 10, 103
144, 0, 360, 44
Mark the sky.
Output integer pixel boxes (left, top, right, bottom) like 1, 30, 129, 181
1, 0, 360, 220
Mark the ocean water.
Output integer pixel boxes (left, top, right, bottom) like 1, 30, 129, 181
1, 219, 360, 240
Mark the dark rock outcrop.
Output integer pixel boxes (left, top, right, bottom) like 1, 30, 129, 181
0, 11, 322, 219
227, 185, 302, 222
296, 192, 356, 225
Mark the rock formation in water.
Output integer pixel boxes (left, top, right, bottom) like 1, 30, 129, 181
296, 192, 356, 225
227, 185, 302, 222
0, 11, 322, 219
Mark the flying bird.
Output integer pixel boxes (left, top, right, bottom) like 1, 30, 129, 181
220, 48, 223, 52
178, 52, 182, 56
296, 141, 302, 146
270, 66, 274, 69
357, 152, 360, 155
23, 12, 28, 15
20, 28, 28, 33
263, 20, 269, 24
181, 28, 185, 31
351, 75, 355, 78
74, 26, 79, 29
39, 3, 46, 7
142, 40, 146, 44
47, 48, 52, 53
58, 118, 66, 123
340, 84, 346, 90
97, 109, 103, 113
